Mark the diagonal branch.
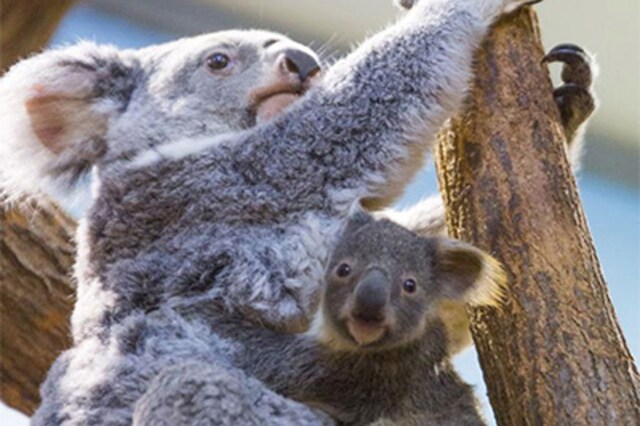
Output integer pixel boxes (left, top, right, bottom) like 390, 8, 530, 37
1, 0, 77, 415
435, 7, 639, 425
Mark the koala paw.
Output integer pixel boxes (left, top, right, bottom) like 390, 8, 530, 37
543, 43, 597, 140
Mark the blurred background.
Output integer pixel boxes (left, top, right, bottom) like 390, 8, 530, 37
2, 0, 638, 424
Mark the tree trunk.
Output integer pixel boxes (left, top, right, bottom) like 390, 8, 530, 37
435, 8, 640, 425
0, 203, 76, 415
1, 0, 77, 415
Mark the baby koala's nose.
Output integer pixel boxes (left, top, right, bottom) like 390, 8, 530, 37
352, 269, 390, 324
279, 48, 321, 82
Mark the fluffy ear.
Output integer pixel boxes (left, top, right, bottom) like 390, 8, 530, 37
0, 42, 133, 203
433, 238, 506, 307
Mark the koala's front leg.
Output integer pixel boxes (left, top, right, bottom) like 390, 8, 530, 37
235, 0, 543, 212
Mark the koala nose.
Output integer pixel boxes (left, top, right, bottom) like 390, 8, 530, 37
352, 269, 390, 324
279, 49, 321, 81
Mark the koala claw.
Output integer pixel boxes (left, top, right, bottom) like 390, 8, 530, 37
543, 44, 596, 138
542, 43, 593, 88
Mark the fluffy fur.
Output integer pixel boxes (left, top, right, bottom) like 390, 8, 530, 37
0, 0, 593, 424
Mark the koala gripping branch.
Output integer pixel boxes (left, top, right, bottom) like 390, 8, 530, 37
434, 8, 640, 425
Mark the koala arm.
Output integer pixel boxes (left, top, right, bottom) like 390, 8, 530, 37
231, 0, 534, 211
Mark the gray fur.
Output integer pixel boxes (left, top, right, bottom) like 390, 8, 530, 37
0, 0, 553, 424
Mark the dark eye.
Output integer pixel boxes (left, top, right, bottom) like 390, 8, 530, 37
402, 278, 417, 294
336, 263, 351, 278
206, 53, 230, 71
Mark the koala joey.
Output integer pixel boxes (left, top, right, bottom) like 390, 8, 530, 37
201, 212, 505, 425
0, 0, 596, 423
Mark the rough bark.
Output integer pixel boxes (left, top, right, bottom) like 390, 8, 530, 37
0, 202, 76, 415
435, 8, 640, 425
1, 0, 77, 415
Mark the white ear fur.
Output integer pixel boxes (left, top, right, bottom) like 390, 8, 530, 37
0, 42, 119, 204
435, 239, 506, 308
461, 251, 506, 307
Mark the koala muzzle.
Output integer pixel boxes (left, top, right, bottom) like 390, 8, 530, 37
279, 48, 321, 82
352, 269, 390, 324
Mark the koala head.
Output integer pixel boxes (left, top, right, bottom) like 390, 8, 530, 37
316, 212, 505, 352
0, 30, 320, 202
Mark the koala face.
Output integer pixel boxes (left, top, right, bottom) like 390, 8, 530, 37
0, 30, 320, 201
320, 213, 505, 352
131, 30, 321, 134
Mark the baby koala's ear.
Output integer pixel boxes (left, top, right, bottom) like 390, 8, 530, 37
432, 238, 506, 308
0, 42, 134, 201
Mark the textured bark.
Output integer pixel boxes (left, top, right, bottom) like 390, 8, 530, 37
435, 8, 640, 425
0, 0, 75, 72
1, 0, 77, 415
0, 203, 76, 415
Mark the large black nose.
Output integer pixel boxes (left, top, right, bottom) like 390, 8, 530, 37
352, 269, 390, 324
280, 49, 321, 81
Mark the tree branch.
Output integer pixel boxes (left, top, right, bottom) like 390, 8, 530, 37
435, 8, 640, 424
1, 0, 76, 415
0, 202, 76, 415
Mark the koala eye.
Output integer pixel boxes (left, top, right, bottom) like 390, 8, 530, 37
402, 278, 417, 294
206, 53, 231, 71
335, 263, 352, 278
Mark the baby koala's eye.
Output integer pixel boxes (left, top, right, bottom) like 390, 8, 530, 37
402, 278, 417, 294
335, 263, 352, 278
206, 53, 231, 71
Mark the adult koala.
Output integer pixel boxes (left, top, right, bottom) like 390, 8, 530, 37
0, 0, 595, 423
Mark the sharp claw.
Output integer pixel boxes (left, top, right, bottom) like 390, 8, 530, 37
542, 44, 593, 88
545, 43, 586, 56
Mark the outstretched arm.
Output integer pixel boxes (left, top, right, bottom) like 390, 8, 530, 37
233, 0, 539, 211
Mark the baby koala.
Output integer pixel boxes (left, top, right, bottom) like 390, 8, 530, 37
210, 211, 505, 425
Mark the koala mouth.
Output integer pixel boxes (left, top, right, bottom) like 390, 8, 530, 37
250, 81, 309, 124
346, 318, 388, 347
